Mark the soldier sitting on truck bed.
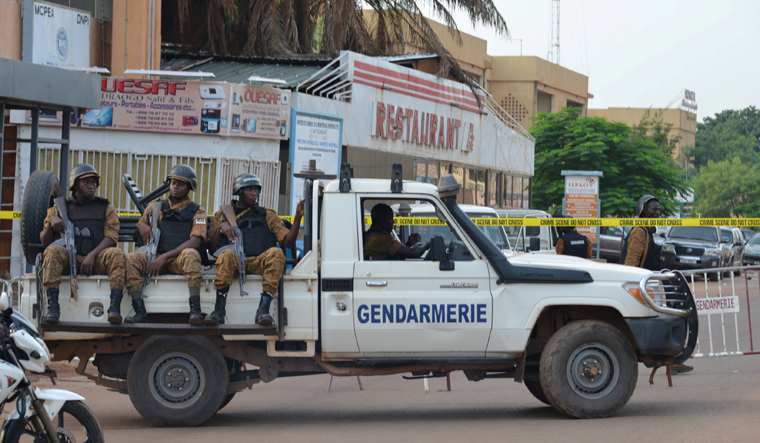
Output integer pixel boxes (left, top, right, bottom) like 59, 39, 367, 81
124, 165, 207, 324
207, 173, 304, 326
363, 203, 430, 260
40, 164, 126, 324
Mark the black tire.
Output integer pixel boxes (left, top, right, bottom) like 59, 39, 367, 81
127, 335, 229, 427
218, 392, 236, 411
217, 357, 243, 412
21, 170, 61, 265
539, 320, 638, 419
1, 400, 103, 443
524, 379, 550, 405
709, 271, 718, 281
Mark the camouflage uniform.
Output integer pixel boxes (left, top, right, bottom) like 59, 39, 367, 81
363, 226, 403, 260
41, 200, 125, 291
125, 197, 207, 296
624, 226, 655, 268
210, 202, 289, 295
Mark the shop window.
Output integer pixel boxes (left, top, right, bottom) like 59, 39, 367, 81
488, 172, 499, 207
523, 178, 530, 208
464, 169, 477, 205
537, 90, 553, 114
451, 165, 465, 204
502, 174, 513, 208
513, 177, 523, 208
477, 170, 486, 206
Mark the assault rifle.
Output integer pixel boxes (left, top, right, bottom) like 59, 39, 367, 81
52, 197, 78, 298
139, 203, 162, 300
216, 205, 248, 296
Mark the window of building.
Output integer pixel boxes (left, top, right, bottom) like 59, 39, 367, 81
502, 174, 513, 208
451, 165, 465, 204
523, 177, 530, 208
537, 90, 554, 114
488, 172, 499, 207
513, 177, 523, 208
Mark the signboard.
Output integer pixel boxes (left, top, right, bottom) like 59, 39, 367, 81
564, 174, 600, 242
13, 78, 290, 139
289, 110, 343, 215
696, 296, 740, 315
29, 1, 91, 67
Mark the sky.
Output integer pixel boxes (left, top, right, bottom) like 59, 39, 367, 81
422, 0, 760, 122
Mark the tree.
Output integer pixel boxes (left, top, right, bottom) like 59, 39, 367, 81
692, 157, 760, 218
688, 106, 760, 170
529, 108, 691, 217
164, 0, 509, 97
631, 109, 681, 157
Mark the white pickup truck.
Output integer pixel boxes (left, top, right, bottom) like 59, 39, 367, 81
18, 168, 697, 426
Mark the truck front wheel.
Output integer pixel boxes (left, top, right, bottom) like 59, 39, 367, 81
539, 320, 637, 418
127, 336, 229, 426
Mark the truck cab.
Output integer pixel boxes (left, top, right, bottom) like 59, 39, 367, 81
18, 169, 698, 425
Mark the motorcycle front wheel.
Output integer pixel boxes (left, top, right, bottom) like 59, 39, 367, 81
1, 400, 103, 443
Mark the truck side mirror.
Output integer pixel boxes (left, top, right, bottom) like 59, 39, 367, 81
721, 237, 729, 243
528, 237, 541, 252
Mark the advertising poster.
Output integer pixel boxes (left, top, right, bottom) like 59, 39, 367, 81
229, 84, 290, 139
30, 1, 91, 67
12, 78, 290, 140
564, 175, 600, 242
289, 110, 343, 215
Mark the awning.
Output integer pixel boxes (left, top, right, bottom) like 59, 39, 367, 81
166, 60, 331, 89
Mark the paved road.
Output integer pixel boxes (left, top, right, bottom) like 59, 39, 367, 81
29, 354, 760, 443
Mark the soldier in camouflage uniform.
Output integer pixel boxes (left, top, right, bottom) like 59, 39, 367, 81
40, 164, 126, 324
124, 165, 207, 324
207, 173, 303, 325
363, 204, 429, 261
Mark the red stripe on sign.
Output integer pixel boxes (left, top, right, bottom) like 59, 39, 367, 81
354, 60, 482, 108
354, 69, 480, 109
355, 60, 481, 102
353, 78, 482, 114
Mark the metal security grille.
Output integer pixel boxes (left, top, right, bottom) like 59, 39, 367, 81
35, 148, 280, 214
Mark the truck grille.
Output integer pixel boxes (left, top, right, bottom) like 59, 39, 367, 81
675, 245, 705, 256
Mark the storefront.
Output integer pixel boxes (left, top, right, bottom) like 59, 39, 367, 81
289, 52, 534, 208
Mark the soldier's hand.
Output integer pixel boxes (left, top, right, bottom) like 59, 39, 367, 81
295, 200, 305, 219
137, 223, 154, 245
80, 253, 96, 276
147, 254, 167, 277
406, 233, 421, 247
221, 222, 240, 242
49, 216, 65, 233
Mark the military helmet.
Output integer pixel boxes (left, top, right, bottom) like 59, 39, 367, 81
636, 195, 659, 218
232, 173, 262, 195
166, 165, 198, 191
68, 164, 100, 192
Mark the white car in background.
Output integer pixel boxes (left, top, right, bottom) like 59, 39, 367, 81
497, 209, 557, 254
394, 204, 514, 257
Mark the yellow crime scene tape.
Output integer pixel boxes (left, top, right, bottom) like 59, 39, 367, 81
3, 211, 758, 228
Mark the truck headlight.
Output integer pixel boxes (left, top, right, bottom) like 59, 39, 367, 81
623, 281, 664, 307
703, 249, 718, 256
662, 244, 675, 253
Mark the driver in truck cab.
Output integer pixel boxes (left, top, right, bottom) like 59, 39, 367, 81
125, 165, 207, 325
363, 203, 430, 260
207, 173, 304, 326
39, 164, 126, 324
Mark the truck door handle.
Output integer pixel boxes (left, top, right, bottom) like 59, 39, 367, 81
366, 280, 387, 287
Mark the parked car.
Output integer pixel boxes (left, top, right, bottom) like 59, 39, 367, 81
744, 234, 760, 265
496, 209, 557, 254
721, 227, 746, 274
741, 229, 756, 243
661, 226, 729, 281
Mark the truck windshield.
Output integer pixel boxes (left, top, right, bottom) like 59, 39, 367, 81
669, 227, 718, 242
409, 213, 509, 250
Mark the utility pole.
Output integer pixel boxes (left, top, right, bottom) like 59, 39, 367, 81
549, 0, 560, 64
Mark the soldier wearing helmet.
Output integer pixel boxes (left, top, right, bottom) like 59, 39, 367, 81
124, 165, 207, 324
206, 173, 304, 326
553, 211, 592, 258
621, 195, 662, 270
39, 164, 126, 324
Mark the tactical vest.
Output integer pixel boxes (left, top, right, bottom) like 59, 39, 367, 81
156, 199, 200, 254
219, 206, 278, 257
560, 231, 588, 258
621, 226, 662, 270
66, 197, 108, 256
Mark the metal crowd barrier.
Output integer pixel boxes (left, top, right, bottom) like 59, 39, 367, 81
679, 266, 760, 358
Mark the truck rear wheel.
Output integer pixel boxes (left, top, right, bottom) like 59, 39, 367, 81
524, 379, 550, 405
127, 336, 229, 427
539, 320, 637, 418
21, 170, 61, 265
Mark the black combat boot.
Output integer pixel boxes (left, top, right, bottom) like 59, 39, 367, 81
107, 290, 123, 324
44, 288, 60, 324
255, 292, 274, 326
204, 288, 228, 326
124, 299, 149, 324
189, 295, 203, 325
